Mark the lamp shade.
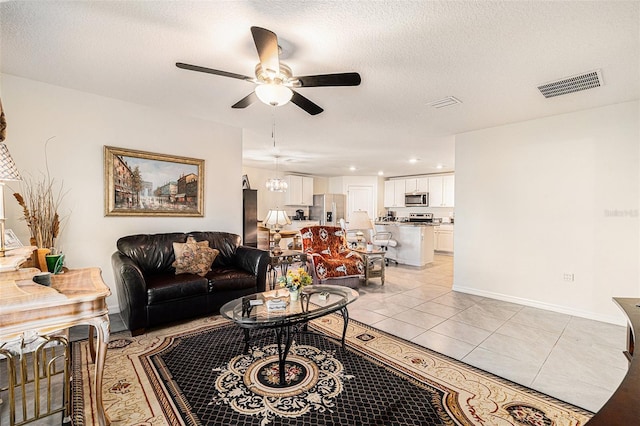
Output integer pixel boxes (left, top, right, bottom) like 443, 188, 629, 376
348, 211, 373, 231
0, 143, 21, 181
262, 209, 291, 228
255, 84, 293, 107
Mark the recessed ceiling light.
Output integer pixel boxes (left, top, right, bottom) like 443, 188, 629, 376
436, 163, 444, 169
349, 166, 356, 171
409, 158, 418, 164
377, 171, 384, 176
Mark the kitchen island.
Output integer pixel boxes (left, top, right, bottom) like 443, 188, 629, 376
374, 222, 435, 267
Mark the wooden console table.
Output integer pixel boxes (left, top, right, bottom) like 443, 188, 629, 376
0, 267, 111, 426
587, 298, 640, 425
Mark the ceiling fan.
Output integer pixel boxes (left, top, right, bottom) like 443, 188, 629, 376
176, 26, 361, 115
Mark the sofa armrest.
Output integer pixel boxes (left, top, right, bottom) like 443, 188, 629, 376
111, 251, 148, 333
233, 246, 270, 293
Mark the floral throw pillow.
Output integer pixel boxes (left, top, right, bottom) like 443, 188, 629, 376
172, 237, 219, 276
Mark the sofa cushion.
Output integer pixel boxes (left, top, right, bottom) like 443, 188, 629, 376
206, 268, 256, 292
145, 273, 208, 305
188, 232, 241, 268
117, 233, 188, 274
172, 237, 219, 276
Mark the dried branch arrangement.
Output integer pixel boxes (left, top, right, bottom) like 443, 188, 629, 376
13, 175, 64, 249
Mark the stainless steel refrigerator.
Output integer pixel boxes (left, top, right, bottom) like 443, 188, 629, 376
310, 194, 346, 226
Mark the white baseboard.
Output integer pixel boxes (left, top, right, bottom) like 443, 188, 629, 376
452, 284, 627, 326
107, 302, 120, 314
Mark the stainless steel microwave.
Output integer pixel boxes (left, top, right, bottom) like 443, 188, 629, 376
405, 192, 429, 206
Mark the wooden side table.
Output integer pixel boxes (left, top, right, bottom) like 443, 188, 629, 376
267, 250, 308, 290
354, 249, 386, 285
0, 267, 112, 426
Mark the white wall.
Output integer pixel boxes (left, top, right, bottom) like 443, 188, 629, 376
1, 74, 243, 312
454, 101, 639, 324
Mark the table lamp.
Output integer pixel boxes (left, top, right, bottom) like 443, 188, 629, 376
0, 142, 22, 257
263, 209, 291, 255
348, 211, 373, 249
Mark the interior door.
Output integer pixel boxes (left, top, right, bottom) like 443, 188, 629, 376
347, 185, 374, 221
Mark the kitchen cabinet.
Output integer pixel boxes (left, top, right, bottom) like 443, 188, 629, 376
428, 175, 455, 207
284, 175, 314, 206
405, 177, 428, 193
383, 180, 406, 208
434, 224, 454, 253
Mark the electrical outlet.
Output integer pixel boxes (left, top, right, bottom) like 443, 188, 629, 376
563, 273, 575, 282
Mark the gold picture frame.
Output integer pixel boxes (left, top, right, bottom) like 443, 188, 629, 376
104, 146, 204, 217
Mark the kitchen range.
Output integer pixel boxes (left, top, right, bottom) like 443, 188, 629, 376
408, 212, 433, 223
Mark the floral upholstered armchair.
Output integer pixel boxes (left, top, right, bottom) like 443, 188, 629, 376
300, 226, 364, 289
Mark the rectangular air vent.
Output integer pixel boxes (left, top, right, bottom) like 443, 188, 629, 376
537, 69, 603, 98
427, 96, 462, 109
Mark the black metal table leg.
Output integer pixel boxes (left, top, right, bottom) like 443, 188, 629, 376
274, 324, 294, 386
340, 307, 349, 348
243, 328, 251, 353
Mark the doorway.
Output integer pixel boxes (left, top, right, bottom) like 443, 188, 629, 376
347, 185, 375, 220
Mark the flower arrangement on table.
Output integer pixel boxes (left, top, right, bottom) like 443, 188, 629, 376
278, 267, 312, 292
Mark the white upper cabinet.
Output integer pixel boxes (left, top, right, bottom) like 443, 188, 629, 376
384, 180, 406, 207
385, 174, 453, 208
417, 177, 429, 193
405, 178, 417, 193
428, 176, 444, 206
284, 175, 314, 206
442, 175, 455, 207
405, 178, 428, 193
428, 174, 454, 207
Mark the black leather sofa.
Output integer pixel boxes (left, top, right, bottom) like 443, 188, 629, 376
111, 231, 269, 335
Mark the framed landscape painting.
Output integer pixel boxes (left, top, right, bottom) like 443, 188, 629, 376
104, 146, 204, 217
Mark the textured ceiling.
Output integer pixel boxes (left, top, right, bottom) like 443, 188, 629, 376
1, 1, 638, 177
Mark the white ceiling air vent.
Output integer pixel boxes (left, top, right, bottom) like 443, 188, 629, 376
537, 69, 603, 98
427, 96, 462, 109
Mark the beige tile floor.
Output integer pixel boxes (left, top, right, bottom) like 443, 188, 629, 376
349, 254, 628, 413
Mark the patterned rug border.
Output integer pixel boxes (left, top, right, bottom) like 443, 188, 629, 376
72, 312, 594, 425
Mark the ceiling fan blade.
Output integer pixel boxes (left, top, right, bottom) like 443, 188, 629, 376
291, 91, 324, 115
176, 62, 253, 81
250, 26, 280, 76
296, 72, 361, 87
231, 92, 258, 109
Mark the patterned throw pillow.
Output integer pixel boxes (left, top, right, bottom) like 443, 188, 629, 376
172, 237, 219, 276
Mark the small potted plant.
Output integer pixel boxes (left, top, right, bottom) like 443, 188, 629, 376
277, 267, 312, 300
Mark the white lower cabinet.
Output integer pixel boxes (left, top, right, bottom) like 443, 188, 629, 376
434, 225, 454, 253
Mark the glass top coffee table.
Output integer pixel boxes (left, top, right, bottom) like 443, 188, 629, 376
220, 285, 358, 386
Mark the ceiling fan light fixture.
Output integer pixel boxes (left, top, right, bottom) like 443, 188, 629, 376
255, 84, 293, 106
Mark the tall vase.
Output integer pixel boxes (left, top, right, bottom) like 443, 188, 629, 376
36, 248, 51, 272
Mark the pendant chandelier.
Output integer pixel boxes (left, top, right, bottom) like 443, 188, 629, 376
265, 114, 288, 192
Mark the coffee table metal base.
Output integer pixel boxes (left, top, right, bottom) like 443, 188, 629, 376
241, 306, 350, 386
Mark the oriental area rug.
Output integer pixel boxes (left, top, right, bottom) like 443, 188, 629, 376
71, 314, 593, 425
